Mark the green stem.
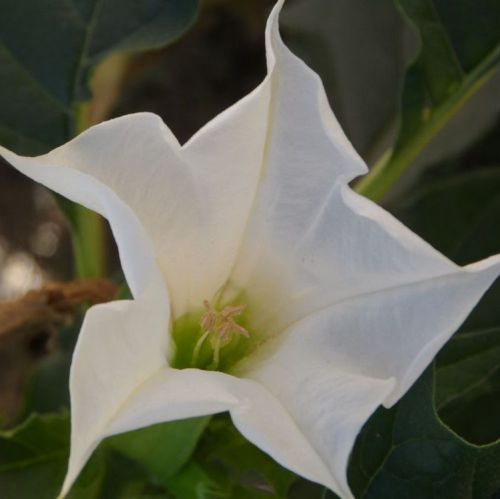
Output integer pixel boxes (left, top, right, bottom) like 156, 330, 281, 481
70, 103, 107, 278
72, 205, 106, 278
355, 51, 500, 201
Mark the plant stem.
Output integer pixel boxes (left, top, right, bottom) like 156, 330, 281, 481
70, 103, 107, 278
355, 53, 500, 201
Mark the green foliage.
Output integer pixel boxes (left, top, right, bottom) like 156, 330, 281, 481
164, 416, 296, 498
436, 327, 500, 445
282, 0, 408, 159
394, 169, 500, 266
349, 369, 500, 499
391, 167, 500, 445
342, 157, 500, 495
0, 412, 208, 498
0, 0, 199, 155
393, 168, 500, 334
0, 413, 69, 499
0, 0, 199, 279
356, 0, 500, 199
70, 448, 169, 499
1, 1, 500, 498
108, 417, 210, 482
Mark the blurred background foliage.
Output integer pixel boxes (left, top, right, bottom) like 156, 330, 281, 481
0, 0, 499, 497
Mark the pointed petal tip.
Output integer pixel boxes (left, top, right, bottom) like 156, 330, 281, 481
383, 252, 500, 408
264, 0, 286, 69
464, 253, 500, 274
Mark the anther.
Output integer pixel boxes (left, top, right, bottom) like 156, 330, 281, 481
191, 299, 249, 369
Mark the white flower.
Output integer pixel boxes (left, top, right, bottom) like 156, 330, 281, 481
1, 1, 499, 497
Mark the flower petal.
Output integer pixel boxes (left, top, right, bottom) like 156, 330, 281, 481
239, 254, 499, 497
263, 0, 368, 183
232, 183, 459, 334
256, 253, 500, 409
0, 145, 166, 299
184, 0, 369, 305
87, 366, 354, 498
62, 291, 168, 496
1, 0, 366, 317
227, 3, 400, 312
244, 352, 394, 499
2, 112, 266, 316
0, 149, 170, 496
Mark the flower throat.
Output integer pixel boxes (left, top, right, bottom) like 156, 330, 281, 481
170, 298, 255, 372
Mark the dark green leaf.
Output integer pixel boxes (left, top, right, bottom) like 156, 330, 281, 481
164, 461, 225, 499
0, 0, 199, 155
287, 479, 338, 499
191, 416, 295, 498
282, 0, 410, 159
357, 0, 500, 199
0, 413, 69, 499
163, 416, 295, 498
392, 168, 500, 331
393, 0, 500, 160
349, 368, 500, 499
431, 0, 500, 73
102, 457, 169, 498
0, 411, 174, 498
350, 166, 500, 494
108, 417, 209, 482
435, 327, 500, 445
390, 168, 500, 442
282, 0, 500, 186
70, 448, 169, 499
393, 168, 500, 265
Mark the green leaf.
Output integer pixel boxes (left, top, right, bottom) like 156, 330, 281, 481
69, 448, 169, 499
0, 413, 69, 499
70, 431, 177, 498
0, 412, 112, 499
97, 454, 169, 499
108, 417, 209, 482
163, 461, 225, 499
392, 169, 500, 265
348, 166, 500, 495
281, 0, 409, 160
356, 0, 500, 200
389, 168, 500, 441
348, 368, 500, 499
0, 411, 174, 498
0, 0, 199, 155
392, 168, 500, 329
1, 0, 199, 279
187, 416, 295, 498
161, 416, 296, 498
435, 327, 500, 445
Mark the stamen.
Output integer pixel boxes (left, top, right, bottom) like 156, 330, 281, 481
191, 329, 211, 367
192, 299, 250, 369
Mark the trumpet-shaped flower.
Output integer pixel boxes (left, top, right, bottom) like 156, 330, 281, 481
1, 1, 499, 497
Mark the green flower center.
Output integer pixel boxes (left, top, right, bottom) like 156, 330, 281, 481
170, 298, 257, 372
